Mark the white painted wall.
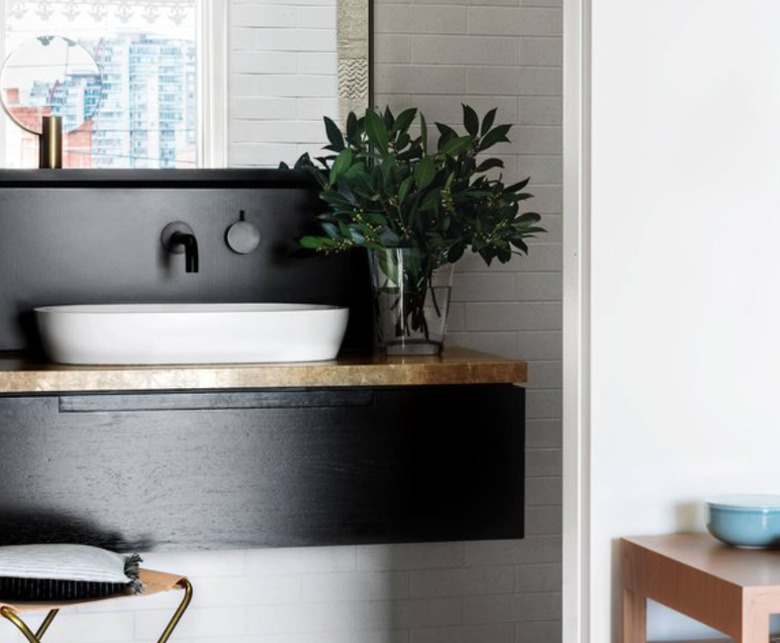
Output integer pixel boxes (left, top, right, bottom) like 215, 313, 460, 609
590, 1, 780, 641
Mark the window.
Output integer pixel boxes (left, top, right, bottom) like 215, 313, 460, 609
0, 0, 223, 168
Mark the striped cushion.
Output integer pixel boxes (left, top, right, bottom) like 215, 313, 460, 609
0, 545, 142, 601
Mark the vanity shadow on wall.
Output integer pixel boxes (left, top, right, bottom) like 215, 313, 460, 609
0, 170, 525, 551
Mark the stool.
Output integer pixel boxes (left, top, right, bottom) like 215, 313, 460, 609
622, 533, 780, 643
0, 569, 192, 643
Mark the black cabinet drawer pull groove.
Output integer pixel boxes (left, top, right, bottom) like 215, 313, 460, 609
58, 390, 374, 413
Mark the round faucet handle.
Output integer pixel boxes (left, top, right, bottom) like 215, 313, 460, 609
225, 211, 261, 254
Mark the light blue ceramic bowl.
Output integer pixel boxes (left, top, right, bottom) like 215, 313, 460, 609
706, 494, 780, 548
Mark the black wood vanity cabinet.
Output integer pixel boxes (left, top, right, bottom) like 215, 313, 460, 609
0, 172, 525, 552
0, 381, 524, 551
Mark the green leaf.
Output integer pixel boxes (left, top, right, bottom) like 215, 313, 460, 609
379, 228, 401, 246
333, 179, 356, 204
292, 152, 312, 169
479, 124, 512, 151
447, 241, 465, 263
436, 122, 457, 137
510, 238, 529, 254
398, 175, 414, 205
421, 187, 441, 210
440, 135, 472, 157
505, 177, 530, 193
436, 123, 458, 149
414, 156, 435, 189
392, 108, 417, 135
517, 211, 542, 223
321, 222, 340, 238
329, 148, 353, 185
346, 112, 358, 144
365, 110, 389, 151
349, 228, 366, 244
481, 108, 497, 136
299, 236, 324, 249
353, 173, 378, 198
420, 113, 428, 154
476, 158, 504, 173
463, 104, 479, 138
324, 116, 345, 151
396, 147, 419, 162
380, 157, 395, 185
356, 222, 376, 236
396, 132, 411, 151
366, 212, 389, 225
344, 161, 366, 178
497, 247, 512, 262
463, 189, 493, 199
383, 106, 395, 129
322, 191, 354, 208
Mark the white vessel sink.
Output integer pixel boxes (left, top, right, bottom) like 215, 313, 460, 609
35, 303, 350, 365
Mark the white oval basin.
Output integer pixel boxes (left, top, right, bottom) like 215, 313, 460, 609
35, 303, 350, 365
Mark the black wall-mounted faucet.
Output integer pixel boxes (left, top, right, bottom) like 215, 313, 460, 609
161, 222, 199, 273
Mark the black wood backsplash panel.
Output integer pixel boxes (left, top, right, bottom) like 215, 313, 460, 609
0, 170, 372, 353
0, 169, 310, 188
0, 385, 524, 550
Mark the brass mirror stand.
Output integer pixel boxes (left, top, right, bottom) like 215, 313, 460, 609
39, 116, 63, 169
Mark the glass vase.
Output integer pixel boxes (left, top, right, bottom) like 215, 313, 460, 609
367, 248, 453, 355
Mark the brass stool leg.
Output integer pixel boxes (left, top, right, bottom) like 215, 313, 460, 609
0, 607, 58, 643
34, 610, 58, 640
0, 580, 190, 643
154, 579, 193, 643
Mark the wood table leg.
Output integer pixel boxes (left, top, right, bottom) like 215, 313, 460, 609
737, 612, 769, 643
623, 588, 647, 643
739, 593, 773, 643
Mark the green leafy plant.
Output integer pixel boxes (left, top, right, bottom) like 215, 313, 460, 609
287, 104, 545, 264
284, 105, 546, 345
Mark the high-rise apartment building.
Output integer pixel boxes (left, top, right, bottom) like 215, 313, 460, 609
89, 34, 197, 168
3, 33, 197, 168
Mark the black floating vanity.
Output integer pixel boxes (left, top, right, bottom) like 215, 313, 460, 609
0, 171, 527, 552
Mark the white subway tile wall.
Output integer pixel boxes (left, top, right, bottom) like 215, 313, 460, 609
5, 1, 561, 641
230, 0, 339, 167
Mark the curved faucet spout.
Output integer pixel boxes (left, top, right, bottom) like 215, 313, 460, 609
161, 222, 200, 274
170, 232, 199, 273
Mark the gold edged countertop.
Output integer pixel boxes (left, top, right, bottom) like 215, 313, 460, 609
0, 346, 527, 394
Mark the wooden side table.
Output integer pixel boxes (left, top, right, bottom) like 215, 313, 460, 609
622, 534, 780, 643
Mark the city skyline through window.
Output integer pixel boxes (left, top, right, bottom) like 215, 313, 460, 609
3, 0, 197, 168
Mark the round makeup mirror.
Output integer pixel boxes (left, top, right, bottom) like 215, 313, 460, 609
0, 35, 102, 136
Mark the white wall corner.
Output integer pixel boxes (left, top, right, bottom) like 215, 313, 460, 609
562, 0, 591, 643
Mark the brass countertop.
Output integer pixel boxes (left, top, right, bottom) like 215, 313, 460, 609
0, 346, 526, 394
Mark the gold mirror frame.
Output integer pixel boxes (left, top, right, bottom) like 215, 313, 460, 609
337, 0, 372, 123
